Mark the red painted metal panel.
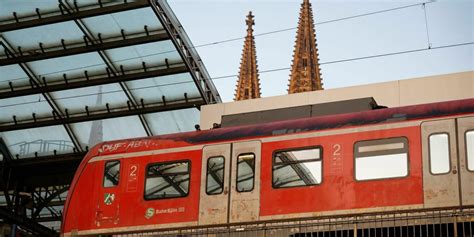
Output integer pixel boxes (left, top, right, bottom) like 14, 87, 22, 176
260, 126, 423, 216
63, 162, 99, 233
62, 149, 202, 234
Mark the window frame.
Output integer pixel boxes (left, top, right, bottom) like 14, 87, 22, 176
353, 136, 410, 182
205, 156, 226, 195
428, 132, 452, 175
465, 130, 474, 172
103, 160, 121, 188
143, 159, 191, 201
236, 152, 256, 193
271, 145, 323, 189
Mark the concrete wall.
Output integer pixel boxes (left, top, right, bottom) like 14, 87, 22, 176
200, 71, 474, 129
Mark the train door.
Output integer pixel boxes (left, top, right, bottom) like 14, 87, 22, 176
421, 119, 460, 208
457, 116, 474, 206
199, 144, 231, 225
95, 159, 121, 226
229, 140, 261, 223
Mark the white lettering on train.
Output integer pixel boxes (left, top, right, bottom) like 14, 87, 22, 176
124, 140, 152, 150
100, 142, 126, 153
155, 207, 185, 215
99, 140, 152, 153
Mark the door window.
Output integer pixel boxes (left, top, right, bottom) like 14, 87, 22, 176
206, 156, 225, 195
103, 160, 120, 187
429, 133, 451, 174
466, 131, 474, 171
236, 153, 255, 192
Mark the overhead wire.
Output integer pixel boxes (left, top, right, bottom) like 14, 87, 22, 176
1, 0, 436, 83
1, 41, 472, 109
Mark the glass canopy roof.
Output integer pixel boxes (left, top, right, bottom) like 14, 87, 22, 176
0, 0, 221, 159
0, 0, 221, 232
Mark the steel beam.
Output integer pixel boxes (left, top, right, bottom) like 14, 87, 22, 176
150, 0, 222, 104
32, 193, 62, 223
33, 216, 62, 223
0, 138, 13, 162
60, 0, 155, 137
0, 139, 13, 209
43, 200, 66, 207
0, 207, 56, 236
0, 152, 84, 189
6, 152, 85, 168
0, 98, 204, 132
0, 139, 14, 208
1, 38, 84, 152
0, 32, 169, 66
33, 186, 69, 220
0, 65, 188, 99
0, 0, 149, 32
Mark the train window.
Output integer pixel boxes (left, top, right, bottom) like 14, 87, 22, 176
272, 147, 322, 188
103, 160, 120, 188
236, 153, 255, 192
465, 131, 473, 171
354, 137, 408, 181
144, 161, 190, 200
429, 133, 450, 174
206, 156, 225, 195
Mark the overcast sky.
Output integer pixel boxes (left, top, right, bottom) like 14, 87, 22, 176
169, 0, 473, 102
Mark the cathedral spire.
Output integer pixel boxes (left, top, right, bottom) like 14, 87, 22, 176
234, 11, 261, 101
288, 0, 323, 94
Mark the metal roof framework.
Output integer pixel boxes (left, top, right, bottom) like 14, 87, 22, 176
0, 0, 220, 234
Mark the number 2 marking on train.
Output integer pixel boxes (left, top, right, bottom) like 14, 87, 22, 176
130, 165, 137, 177
333, 144, 341, 156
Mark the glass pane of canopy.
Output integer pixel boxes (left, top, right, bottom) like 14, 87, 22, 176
27, 52, 106, 83
82, 7, 164, 39
145, 108, 200, 135
2, 21, 83, 51
104, 41, 181, 70
0, 0, 59, 22
63, 0, 114, 8
70, 115, 147, 148
0, 64, 29, 89
50, 84, 128, 113
0, 94, 53, 123
0, 125, 74, 158
126, 73, 199, 104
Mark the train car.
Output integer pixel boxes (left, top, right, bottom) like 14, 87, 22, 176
61, 98, 474, 236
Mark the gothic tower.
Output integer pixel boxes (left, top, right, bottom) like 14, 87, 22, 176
234, 11, 261, 101
288, 0, 323, 94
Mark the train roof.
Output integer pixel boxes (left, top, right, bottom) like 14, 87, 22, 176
85, 98, 474, 159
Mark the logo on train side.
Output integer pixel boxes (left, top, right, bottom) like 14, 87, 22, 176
144, 207, 185, 219
145, 208, 155, 219
104, 193, 115, 205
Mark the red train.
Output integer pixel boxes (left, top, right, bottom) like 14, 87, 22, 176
61, 98, 474, 236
